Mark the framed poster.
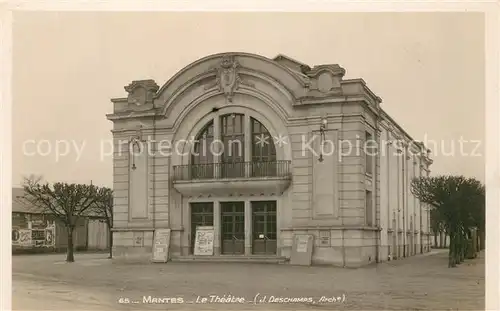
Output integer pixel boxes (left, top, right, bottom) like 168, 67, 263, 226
290, 234, 314, 266
152, 229, 171, 263
193, 226, 214, 256
296, 235, 309, 253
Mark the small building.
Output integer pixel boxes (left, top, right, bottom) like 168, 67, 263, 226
12, 187, 109, 253
107, 52, 433, 267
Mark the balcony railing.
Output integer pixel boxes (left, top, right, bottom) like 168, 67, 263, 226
173, 160, 291, 181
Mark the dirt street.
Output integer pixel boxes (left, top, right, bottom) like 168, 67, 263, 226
12, 250, 484, 310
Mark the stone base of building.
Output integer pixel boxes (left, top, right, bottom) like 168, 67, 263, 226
112, 229, 432, 266
112, 246, 155, 264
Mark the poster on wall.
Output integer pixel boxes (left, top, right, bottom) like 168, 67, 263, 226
12, 229, 20, 245
296, 235, 309, 253
194, 226, 214, 256
152, 229, 171, 263
32, 229, 46, 247
45, 225, 55, 247
18, 229, 32, 247
290, 234, 314, 266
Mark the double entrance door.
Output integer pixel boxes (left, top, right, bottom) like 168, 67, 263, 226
190, 201, 277, 255
251, 201, 277, 255
221, 202, 245, 254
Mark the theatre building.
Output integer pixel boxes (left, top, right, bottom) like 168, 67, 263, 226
107, 52, 433, 267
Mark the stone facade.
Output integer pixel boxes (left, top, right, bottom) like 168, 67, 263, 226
107, 52, 433, 267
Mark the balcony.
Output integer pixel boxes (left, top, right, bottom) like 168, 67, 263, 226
172, 161, 292, 197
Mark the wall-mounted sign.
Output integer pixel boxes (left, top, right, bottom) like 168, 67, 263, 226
194, 226, 214, 256
319, 230, 331, 247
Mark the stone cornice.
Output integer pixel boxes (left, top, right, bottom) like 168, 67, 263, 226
106, 109, 159, 121
280, 225, 382, 231
109, 113, 366, 134
111, 97, 127, 104
295, 94, 367, 106
342, 79, 382, 103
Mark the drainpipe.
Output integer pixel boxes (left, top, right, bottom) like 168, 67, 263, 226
402, 143, 407, 257
152, 114, 157, 236
374, 105, 381, 263
340, 101, 346, 267
386, 137, 391, 258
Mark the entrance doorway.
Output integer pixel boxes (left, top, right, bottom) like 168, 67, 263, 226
252, 201, 277, 255
221, 202, 245, 255
190, 202, 214, 254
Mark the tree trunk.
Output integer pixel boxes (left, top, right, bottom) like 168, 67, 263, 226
448, 238, 454, 267
476, 229, 483, 253
456, 229, 464, 264
66, 227, 75, 262
459, 235, 464, 263
434, 234, 438, 248
108, 229, 113, 259
448, 232, 455, 267
476, 231, 479, 252
479, 229, 485, 250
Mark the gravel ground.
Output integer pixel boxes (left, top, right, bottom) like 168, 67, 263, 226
12, 249, 484, 310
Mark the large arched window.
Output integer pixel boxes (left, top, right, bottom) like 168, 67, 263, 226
251, 117, 277, 177
189, 113, 278, 179
191, 120, 214, 179
220, 113, 245, 178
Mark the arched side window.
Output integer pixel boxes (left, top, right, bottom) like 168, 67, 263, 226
190, 120, 214, 179
251, 117, 277, 177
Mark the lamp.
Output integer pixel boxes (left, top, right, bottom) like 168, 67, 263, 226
130, 137, 140, 170
318, 116, 328, 162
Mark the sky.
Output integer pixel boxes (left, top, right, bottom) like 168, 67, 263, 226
12, 12, 485, 187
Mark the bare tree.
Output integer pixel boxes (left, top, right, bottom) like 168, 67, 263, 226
91, 187, 113, 258
17, 176, 100, 262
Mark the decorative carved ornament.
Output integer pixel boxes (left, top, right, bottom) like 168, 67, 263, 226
124, 80, 159, 106
204, 55, 254, 103
132, 125, 143, 141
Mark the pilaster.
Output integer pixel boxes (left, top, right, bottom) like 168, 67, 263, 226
244, 114, 252, 177
244, 201, 252, 255
213, 115, 221, 178
213, 201, 221, 255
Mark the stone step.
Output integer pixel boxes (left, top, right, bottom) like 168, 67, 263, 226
170, 255, 288, 264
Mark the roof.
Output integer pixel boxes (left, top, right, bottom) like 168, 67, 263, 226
12, 187, 43, 213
